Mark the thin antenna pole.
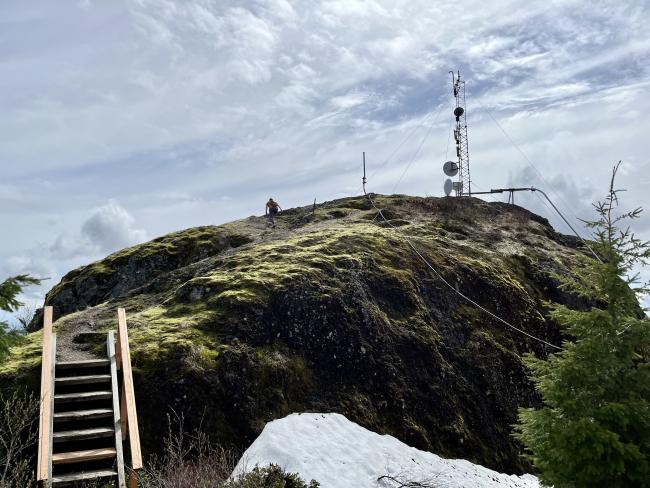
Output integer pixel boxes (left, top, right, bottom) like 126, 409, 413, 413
362, 152, 367, 193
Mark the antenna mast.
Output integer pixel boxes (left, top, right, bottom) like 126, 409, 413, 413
450, 70, 471, 196
362, 151, 367, 193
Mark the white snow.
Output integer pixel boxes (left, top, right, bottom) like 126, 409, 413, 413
233, 413, 540, 488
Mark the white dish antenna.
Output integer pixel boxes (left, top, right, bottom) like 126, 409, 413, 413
443, 160, 459, 177
444, 178, 453, 196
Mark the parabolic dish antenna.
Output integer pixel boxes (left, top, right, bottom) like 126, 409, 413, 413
443, 160, 459, 177
444, 178, 453, 196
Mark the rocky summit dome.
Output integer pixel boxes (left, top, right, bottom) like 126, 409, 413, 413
2, 194, 598, 474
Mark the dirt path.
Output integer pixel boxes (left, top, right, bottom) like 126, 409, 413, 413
55, 307, 107, 362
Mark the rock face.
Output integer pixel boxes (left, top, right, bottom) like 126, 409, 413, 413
7, 195, 595, 474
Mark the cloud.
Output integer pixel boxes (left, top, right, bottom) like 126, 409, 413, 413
80, 201, 147, 254
2, 201, 146, 310
2, 0, 649, 181
330, 91, 369, 110
0, 199, 147, 328
4, 255, 55, 281
12, 200, 147, 264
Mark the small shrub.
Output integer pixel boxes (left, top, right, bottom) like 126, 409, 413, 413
138, 411, 318, 488
0, 390, 38, 488
226, 465, 319, 488
138, 411, 237, 488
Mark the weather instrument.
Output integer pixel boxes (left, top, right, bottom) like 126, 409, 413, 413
442, 70, 471, 196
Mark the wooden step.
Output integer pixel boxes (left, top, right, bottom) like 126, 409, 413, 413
52, 447, 116, 465
51, 468, 117, 484
55, 391, 112, 403
53, 426, 114, 442
55, 374, 111, 385
54, 408, 113, 422
57, 359, 110, 369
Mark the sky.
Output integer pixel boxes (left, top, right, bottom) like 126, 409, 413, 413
1, 0, 649, 323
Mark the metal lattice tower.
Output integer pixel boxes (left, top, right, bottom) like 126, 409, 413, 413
451, 71, 471, 196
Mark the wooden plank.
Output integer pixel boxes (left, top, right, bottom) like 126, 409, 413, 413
54, 408, 113, 422
48, 335, 56, 482
115, 324, 122, 370
53, 427, 114, 442
52, 447, 116, 465
120, 381, 128, 440
55, 374, 111, 385
37, 306, 54, 482
57, 359, 110, 369
117, 307, 143, 470
108, 331, 127, 488
51, 469, 117, 484
55, 390, 112, 403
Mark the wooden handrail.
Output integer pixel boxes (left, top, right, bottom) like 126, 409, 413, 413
37, 306, 55, 482
108, 331, 127, 488
117, 307, 143, 485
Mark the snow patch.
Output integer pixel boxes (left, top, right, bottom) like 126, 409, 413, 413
233, 413, 539, 488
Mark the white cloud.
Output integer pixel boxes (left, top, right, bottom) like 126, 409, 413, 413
0, 198, 147, 327
2, 201, 146, 306
4, 255, 54, 279
330, 91, 368, 109
80, 201, 147, 254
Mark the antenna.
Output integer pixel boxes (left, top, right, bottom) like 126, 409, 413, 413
444, 178, 453, 196
362, 152, 367, 193
445, 70, 471, 196
443, 160, 459, 177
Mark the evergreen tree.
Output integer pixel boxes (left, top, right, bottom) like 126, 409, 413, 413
515, 163, 650, 488
0, 274, 40, 363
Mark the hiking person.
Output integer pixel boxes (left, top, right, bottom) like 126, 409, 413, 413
265, 198, 282, 227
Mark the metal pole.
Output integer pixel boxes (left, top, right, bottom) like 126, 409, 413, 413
362, 152, 367, 193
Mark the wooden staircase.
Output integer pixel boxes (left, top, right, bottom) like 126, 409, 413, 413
37, 307, 142, 487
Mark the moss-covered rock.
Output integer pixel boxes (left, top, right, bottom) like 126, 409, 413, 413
2, 195, 598, 474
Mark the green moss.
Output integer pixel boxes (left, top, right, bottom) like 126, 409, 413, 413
255, 346, 312, 388
48, 226, 254, 299
467, 328, 522, 360
0, 330, 42, 376
125, 306, 222, 368
450, 412, 470, 437
180, 224, 395, 310
403, 415, 432, 446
